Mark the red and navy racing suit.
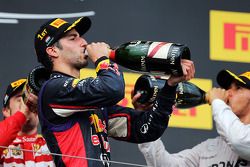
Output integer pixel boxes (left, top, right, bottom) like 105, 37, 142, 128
38, 57, 176, 167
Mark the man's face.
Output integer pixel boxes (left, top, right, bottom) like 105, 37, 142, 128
3, 90, 39, 133
6, 91, 23, 116
57, 29, 89, 70
227, 82, 250, 118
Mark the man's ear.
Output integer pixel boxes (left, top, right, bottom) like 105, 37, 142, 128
2, 107, 11, 118
46, 46, 59, 59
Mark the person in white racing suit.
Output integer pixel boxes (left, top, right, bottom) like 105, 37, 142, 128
138, 69, 250, 167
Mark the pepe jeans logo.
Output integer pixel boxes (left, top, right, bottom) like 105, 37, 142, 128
140, 114, 154, 134
140, 124, 149, 134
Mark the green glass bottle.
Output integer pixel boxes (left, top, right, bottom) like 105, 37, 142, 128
134, 74, 208, 108
22, 65, 50, 103
109, 40, 191, 76
134, 74, 165, 104
176, 82, 207, 109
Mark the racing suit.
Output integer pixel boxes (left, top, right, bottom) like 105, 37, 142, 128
0, 111, 26, 154
138, 99, 250, 167
138, 137, 250, 167
0, 134, 55, 166
38, 57, 176, 167
212, 99, 250, 160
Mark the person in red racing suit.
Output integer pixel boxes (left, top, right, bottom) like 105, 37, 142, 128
1, 79, 55, 166
34, 17, 195, 167
0, 79, 37, 154
0, 111, 26, 154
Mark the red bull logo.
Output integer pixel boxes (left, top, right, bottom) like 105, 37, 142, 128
89, 114, 106, 133
91, 134, 110, 152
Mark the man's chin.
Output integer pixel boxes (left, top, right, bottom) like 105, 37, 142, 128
76, 62, 88, 70
84, 61, 88, 67
22, 124, 36, 133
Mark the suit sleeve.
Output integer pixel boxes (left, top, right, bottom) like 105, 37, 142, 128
44, 57, 125, 117
107, 83, 176, 143
0, 111, 26, 153
138, 138, 204, 167
212, 99, 250, 160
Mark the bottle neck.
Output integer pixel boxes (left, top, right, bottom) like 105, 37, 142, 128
109, 50, 116, 61
203, 92, 209, 104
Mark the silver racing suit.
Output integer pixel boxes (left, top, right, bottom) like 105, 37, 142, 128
138, 99, 250, 167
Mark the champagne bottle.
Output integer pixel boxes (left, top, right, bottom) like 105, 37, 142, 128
109, 40, 191, 76
176, 81, 207, 109
134, 74, 207, 108
22, 65, 50, 103
134, 74, 165, 104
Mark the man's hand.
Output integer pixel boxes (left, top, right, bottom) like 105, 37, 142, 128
86, 42, 111, 63
168, 59, 195, 86
25, 93, 38, 113
19, 98, 29, 118
206, 88, 228, 105
131, 89, 153, 111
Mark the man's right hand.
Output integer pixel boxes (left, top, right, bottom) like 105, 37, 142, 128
206, 88, 228, 105
167, 59, 195, 86
25, 93, 38, 113
19, 92, 38, 117
19, 98, 29, 118
86, 42, 111, 63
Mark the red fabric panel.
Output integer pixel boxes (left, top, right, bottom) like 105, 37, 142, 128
54, 123, 88, 167
0, 111, 26, 154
